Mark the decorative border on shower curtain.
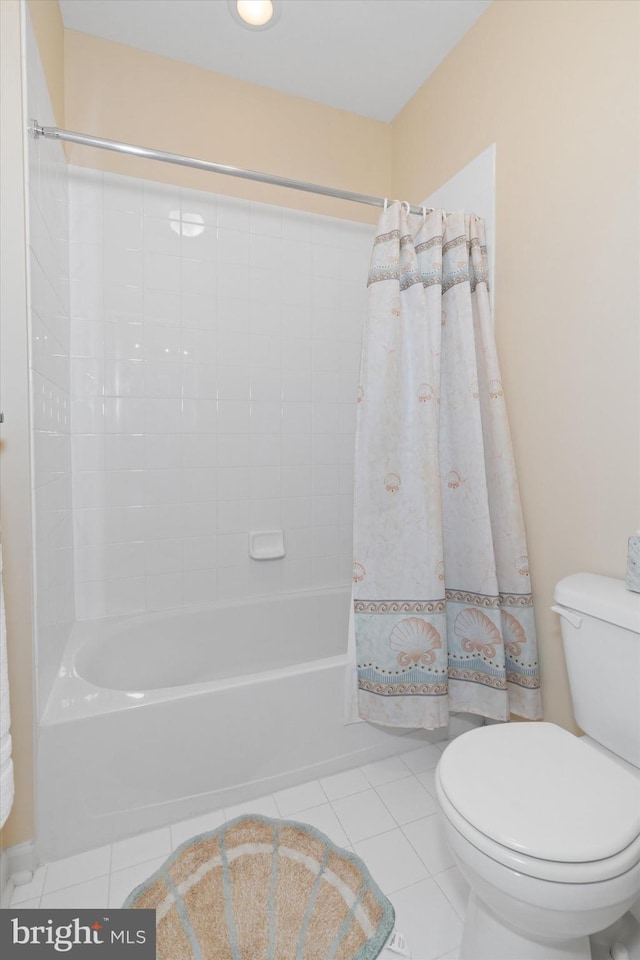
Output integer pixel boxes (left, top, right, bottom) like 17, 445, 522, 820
358, 678, 449, 697
354, 599, 446, 614
444, 589, 534, 608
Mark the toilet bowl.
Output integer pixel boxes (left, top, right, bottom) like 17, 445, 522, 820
433, 573, 640, 959
435, 722, 640, 960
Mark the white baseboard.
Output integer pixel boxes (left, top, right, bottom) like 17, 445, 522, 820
0, 849, 13, 907
0, 840, 37, 907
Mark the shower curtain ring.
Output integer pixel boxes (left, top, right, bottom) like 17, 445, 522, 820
401, 200, 410, 216
383, 198, 388, 211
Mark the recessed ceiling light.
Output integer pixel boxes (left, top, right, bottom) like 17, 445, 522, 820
228, 0, 282, 31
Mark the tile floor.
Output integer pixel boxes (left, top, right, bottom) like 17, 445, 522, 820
10, 739, 469, 960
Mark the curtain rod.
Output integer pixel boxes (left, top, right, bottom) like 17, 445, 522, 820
29, 121, 426, 217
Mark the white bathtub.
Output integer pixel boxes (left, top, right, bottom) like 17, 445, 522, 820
38, 589, 426, 861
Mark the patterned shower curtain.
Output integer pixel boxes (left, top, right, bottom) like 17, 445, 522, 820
352, 202, 542, 729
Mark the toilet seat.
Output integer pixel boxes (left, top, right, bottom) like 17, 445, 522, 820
436, 722, 640, 884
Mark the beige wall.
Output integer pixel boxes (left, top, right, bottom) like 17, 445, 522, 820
63, 30, 390, 223
0, 0, 35, 850
27, 0, 64, 127
392, 0, 640, 731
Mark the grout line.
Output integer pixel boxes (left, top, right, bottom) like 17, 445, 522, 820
431, 867, 467, 921
399, 813, 440, 876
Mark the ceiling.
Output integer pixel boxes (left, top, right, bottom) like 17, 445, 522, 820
58, 0, 491, 122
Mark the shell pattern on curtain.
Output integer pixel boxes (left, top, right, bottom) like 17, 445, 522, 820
352, 203, 543, 729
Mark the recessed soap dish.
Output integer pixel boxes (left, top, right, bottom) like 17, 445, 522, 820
249, 530, 285, 560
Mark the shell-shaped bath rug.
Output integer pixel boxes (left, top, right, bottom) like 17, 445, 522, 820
124, 814, 395, 960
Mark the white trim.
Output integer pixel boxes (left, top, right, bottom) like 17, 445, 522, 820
0, 841, 38, 906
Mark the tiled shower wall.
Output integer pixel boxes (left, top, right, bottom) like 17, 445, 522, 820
25, 14, 74, 713
69, 167, 373, 617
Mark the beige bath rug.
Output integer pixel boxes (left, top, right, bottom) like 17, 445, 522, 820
124, 814, 395, 959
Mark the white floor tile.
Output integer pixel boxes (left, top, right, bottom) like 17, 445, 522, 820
224, 795, 280, 820
449, 715, 484, 738
109, 856, 168, 908
292, 803, 350, 848
416, 768, 438, 798
40, 875, 110, 909
433, 865, 470, 920
332, 788, 397, 843
273, 780, 327, 816
387, 877, 463, 960
320, 767, 370, 800
403, 815, 455, 875
43, 845, 111, 894
376, 776, 437, 825
10, 865, 48, 905
401, 743, 443, 774
111, 827, 171, 873
353, 828, 429, 895
29, 756, 466, 932
361, 756, 413, 787
171, 808, 227, 849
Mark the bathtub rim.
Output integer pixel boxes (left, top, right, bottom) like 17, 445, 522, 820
41, 586, 351, 727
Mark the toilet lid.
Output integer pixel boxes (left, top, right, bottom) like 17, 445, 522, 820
438, 722, 640, 862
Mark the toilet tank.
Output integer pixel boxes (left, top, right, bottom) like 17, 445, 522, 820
554, 573, 640, 768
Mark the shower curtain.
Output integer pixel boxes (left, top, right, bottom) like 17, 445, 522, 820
352, 202, 542, 729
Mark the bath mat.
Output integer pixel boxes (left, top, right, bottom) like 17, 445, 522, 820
124, 814, 395, 959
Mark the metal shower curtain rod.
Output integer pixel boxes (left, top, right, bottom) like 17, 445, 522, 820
29, 121, 426, 216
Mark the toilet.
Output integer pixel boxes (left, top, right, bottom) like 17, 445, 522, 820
435, 573, 640, 960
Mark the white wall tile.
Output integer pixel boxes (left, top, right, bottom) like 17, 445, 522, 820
182, 467, 217, 502
216, 564, 250, 601
181, 258, 216, 296
146, 573, 182, 611
249, 498, 282, 530
66, 167, 370, 618
183, 569, 217, 605
103, 172, 143, 214
181, 501, 216, 538
104, 209, 143, 249
182, 292, 215, 329
145, 504, 182, 540
217, 196, 250, 231
146, 434, 182, 469
144, 289, 180, 326
217, 533, 247, 567
181, 186, 217, 225
182, 434, 217, 468
144, 215, 181, 257
106, 576, 146, 616
181, 225, 217, 262
218, 228, 251, 265
104, 246, 142, 287
70, 317, 103, 358
104, 284, 143, 324
182, 537, 216, 572
144, 252, 181, 292
146, 539, 182, 576
143, 182, 180, 220
282, 209, 314, 242
217, 500, 249, 534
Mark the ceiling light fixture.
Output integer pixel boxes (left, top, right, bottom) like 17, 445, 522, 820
228, 0, 282, 31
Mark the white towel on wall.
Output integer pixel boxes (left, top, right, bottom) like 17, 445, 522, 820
0, 544, 14, 829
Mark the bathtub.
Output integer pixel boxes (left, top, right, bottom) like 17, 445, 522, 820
38, 588, 426, 861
